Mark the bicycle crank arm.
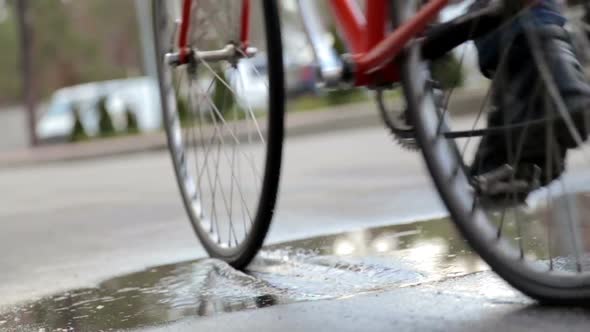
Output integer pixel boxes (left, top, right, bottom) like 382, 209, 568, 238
165, 44, 258, 66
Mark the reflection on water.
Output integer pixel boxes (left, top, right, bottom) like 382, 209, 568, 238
490, 190, 590, 272
0, 218, 485, 331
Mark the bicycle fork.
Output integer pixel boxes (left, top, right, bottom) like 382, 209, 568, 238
296, 0, 513, 88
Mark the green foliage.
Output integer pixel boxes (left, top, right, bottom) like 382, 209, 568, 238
211, 68, 235, 121
322, 25, 365, 106
325, 88, 368, 106
125, 107, 139, 134
70, 105, 88, 142
0, 0, 142, 104
330, 25, 347, 55
288, 90, 369, 112
0, 3, 19, 104
177, 96, 190, 125
430, 53, 465, 89
97, 97, 115, 136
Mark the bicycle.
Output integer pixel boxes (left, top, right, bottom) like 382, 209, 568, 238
152, 0, 590, 304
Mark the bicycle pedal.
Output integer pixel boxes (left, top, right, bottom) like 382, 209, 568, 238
472, 164, 514, 192
472, 164, 542, 197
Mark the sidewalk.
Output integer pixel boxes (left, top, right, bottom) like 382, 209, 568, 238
0, 105, 29, 153
0, 87, 486, 169
142, 271, 588, 332
0, 101, 381, 169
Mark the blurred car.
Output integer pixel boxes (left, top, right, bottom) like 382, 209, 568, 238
37, 77, 160, 143
230, 53, 316, 110
285, 56, 317, 97
37, 58, 316, 144
231, 56, 270, 111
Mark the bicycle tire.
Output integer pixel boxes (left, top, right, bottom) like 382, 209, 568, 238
398, 1, 590, 303
152, 0, 285, 269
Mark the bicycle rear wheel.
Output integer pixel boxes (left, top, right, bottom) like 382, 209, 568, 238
398, 1, 590, 303
152, 0, 284, 269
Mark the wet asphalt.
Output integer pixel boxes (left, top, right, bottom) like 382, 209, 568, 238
0, 218, 483, 330
1, 123, 590, 331
3, 217, 590, 331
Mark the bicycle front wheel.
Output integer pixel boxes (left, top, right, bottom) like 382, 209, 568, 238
152, 0, 285, 269
399, 1, 590, 303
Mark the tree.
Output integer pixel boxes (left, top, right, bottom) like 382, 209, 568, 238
325, 25, 364, 105
0, 1, 20, 105
125, 107, 139, 134
70, 105, 88, 142
177, 97, 190, 126
97, 97, 115, 136
211, 67, 235, 121
0, 0, 143, 104
430, 53, 465, 89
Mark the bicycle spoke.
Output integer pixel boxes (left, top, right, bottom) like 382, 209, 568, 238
186, 73, 225, 240
438, 18, 483, 134
545, 98, 555, 270
448, 36, 518, 184
227, 72, 251, 235
155, 0, 283, 266
496, 208, 507, 240
525, 23, 590, 160
191, 80, 219, 202
236, 48, 271, 91
235, 69, 264, 190
186, 83, 201, 203
546, 185, 554, 271
199, 58, 266, 144
194, 77, 264, 192
205, 85, 246, 247
229, 75, 238, 238
556, 165, 583, 273
197, 86, 255, 224
399, 0, 590, 302
209, 130, 223, 242
215, 85, 241, 246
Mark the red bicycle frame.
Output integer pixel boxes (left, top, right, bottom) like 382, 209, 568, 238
177, 0, 252, 64
330, 0, 449, 85
176, 0, 449, 86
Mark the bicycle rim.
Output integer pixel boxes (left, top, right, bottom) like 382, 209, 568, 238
400, 1, 590, 303
152, 0, 284, 268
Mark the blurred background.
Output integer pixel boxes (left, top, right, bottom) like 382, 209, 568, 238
0, 0, 464, 309
0, 0, 517, 158
0, 1, 587, 155
2, 1, 590, 330
1, 0, 148, 150
0, 1, 453, 318
0, 0, 378, 155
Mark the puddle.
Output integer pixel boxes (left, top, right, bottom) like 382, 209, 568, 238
0, 218, 486, 331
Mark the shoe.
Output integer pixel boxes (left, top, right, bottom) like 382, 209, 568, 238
471, 25, 590, 202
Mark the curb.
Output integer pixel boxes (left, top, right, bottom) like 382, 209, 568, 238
0, 88, 486, 169
0, 101, 381, 169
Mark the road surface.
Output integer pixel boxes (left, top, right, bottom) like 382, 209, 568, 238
0, 120, 588, 331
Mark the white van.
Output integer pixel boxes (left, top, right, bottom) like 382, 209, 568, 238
37, 77, 160, 143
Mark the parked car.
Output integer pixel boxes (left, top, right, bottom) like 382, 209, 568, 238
219, 53, 316, 113
37, 77, 160, 143
230, 53, 316, 110
230, 56, 270, 111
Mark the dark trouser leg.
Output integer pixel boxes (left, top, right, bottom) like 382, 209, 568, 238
471, 0, 590, 190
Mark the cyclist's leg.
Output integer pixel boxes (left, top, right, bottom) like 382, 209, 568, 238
470, 0, 590, 195
474, 0, 566, 78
